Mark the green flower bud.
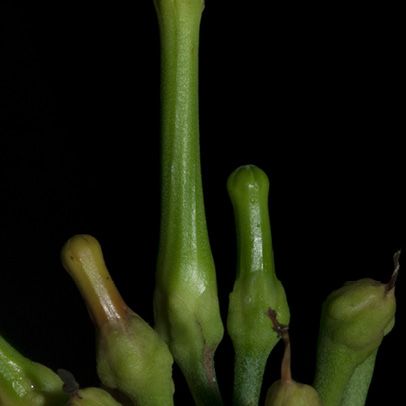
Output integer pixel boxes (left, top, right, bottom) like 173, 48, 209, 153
66, 387, 123, 406
153, 1, 224, 405
265, 381, 323, 406
313, 251, 399, 406
227, 165, 290, 406
61, 234, 175, 406
0, 334, 69, 406
57, 369, 123, 406
264, 308, 323, 406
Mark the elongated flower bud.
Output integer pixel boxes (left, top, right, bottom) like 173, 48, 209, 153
264, 308, 322, 406
0, 333, 69, 406
61, 234, 175, 406
313, 250, 399, 406
227, 165, 290, 406
153, 1, 224, 405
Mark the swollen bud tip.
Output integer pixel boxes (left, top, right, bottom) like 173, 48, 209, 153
61, 234, 128, 328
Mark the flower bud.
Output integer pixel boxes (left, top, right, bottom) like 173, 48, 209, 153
61, 234, 175, 406
57, 368, 123, 406
66, 387, 123, 406
227, 165, 290, 406
313, 251, 399, 406
264, 308, 323, 406
265, 381, 323, 406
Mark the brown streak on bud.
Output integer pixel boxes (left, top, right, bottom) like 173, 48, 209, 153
387, 249, 401, 292
265, 307, 289, 338
265, 307, 292, 382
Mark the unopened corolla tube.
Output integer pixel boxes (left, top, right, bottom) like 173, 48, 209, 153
61, 234, 175, 406
227, 165, 290, 406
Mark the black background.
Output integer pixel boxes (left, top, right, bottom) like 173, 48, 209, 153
1, 1, 404, 405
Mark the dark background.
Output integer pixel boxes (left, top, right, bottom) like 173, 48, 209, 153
1, 1, 404, 405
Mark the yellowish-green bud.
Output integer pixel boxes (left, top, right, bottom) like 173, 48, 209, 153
61, 234, 175, 406
57, 369, 123, 406
66, 387, 123, 406
265, 381, 323, 406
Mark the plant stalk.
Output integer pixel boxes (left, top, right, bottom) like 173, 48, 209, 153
153, 1, 224, 405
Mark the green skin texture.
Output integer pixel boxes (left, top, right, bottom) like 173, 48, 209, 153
265, 380, 323, 406
0, 334, 69, 406
96, 314, 175, 406
227, 165, 290, 406
313, 278, 396, 406
340, 315, 394, 406
340, 349, 378, 406
152, 1, 224, 405
67, 387, 123, 406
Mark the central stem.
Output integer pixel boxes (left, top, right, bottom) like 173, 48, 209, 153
157, 1, 205, 258
153, 2, 224, 405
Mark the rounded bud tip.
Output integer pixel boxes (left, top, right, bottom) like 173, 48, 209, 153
61, 234, 128, 328
227, 164, 270, 204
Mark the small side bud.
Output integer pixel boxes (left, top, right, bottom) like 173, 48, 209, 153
264, 308, 323, 406
57, 369, 123, 406
266, 381, 324, 406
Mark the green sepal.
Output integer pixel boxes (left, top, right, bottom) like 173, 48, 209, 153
97, 313, 175, 406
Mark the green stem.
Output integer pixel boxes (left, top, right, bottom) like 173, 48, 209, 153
153, 1, 224, 405
232, 352, 269, 406
154, 0, 203, 226
313, 335, 357, 406
341, 349, 378, 406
